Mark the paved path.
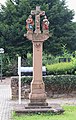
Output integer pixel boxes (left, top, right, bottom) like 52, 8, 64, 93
47, 97, 76, 106
0, 78, 13, 120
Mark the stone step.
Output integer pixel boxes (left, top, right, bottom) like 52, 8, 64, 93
14, 103, 64, 114
25, 106, 52, 109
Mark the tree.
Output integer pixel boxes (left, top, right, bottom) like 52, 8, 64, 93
0, 0, 75, 58
42, 0, 75, 55
0, 0, 32, 59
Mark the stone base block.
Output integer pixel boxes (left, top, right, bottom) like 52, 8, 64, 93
28, 102, 48, 106
14, 103, 64, 114
29, 92, 47, 106
29, 93, 47, 100
29, 81, 47, 105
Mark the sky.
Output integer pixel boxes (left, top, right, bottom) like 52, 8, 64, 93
66, 0, 76, 21
0, 0, 76, 22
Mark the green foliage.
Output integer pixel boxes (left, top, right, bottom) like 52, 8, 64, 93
46, 61, 76, 75
2, 54, 18, 76
1, 50, 76, 76
26, 53, 32, 66
42, 47, 74, 65
21, 76, 32, 85
61, 44, 71, 58
0, 0, 32, 59
21, 75, 76, 94
13, 106, 76, 120
0, 0, 76, 58
42, 53, 58, 65
44, 75, 76, 94
0, 0, 76, 76
46, 54, 76, 75
43, 0, 76, 55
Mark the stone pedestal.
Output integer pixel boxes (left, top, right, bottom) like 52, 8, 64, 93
29, 81, 48, 106
28, 40, 47, 106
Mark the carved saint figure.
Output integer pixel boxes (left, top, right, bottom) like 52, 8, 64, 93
42, 16, 49, 31
26, 15, 34, 32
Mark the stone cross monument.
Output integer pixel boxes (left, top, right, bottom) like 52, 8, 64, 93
25, 6, 49, 106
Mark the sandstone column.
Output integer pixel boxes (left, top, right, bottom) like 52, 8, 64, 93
25, 6, 50, 106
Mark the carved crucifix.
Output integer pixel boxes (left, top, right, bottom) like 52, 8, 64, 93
31, 6, 45, 33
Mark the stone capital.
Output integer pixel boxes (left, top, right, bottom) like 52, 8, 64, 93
26, 32, 49, 42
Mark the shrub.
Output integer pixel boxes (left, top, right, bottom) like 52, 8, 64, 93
21, 75, 76, 94
43, 75, 76, 94
21, 76, 32, 85
42, 53, 58, 65
46, 62, 76, 75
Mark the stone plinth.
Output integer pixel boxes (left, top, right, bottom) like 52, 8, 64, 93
29, 81, 48, 106
14, 103, 64, 114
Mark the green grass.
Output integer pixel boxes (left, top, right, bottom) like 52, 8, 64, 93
13, 106, 76, 120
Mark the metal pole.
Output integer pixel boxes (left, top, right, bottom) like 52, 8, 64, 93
0, 48, 4, 82
19, 72, 21, 104
18, 57, 21, 104
1, 54, 2, 82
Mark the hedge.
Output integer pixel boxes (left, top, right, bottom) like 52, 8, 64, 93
46, 62, 76, 75
21, 75, 76, 94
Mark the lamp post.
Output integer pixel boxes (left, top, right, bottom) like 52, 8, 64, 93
0, 48, 4, 82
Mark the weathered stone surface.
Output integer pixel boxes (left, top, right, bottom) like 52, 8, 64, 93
14, 103, 64, 114
11, 77, 30, 100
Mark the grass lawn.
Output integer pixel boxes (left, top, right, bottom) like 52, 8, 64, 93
13, 106, 76, 120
